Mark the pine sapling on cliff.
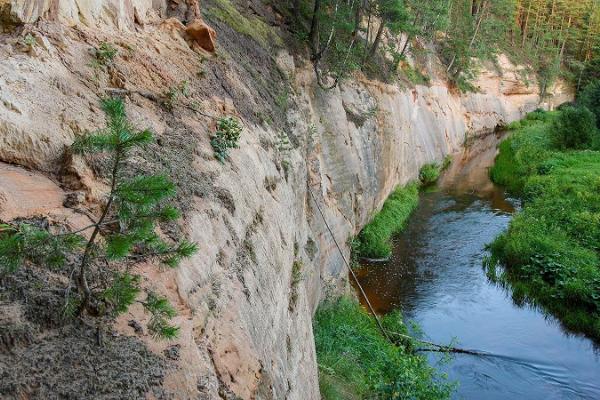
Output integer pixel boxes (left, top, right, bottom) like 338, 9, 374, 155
0, 98, 197, 340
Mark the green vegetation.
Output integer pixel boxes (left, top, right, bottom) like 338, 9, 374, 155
91, 42, 118, 68
0, 98, 197, 339
163, 80, 191, 111
579, 80, 600, 128
354, 155, 452, 260
211, 116, 243, 163
315, 297, 453, 400
419, 156, 451, 186
353, 183, 419, 259
488, 101, 600, 339
278, 0, 599, 92
552, 106, 598, 149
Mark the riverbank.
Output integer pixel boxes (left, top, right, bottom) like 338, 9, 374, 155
314, 297, 453, 400
488, 108, 600, 340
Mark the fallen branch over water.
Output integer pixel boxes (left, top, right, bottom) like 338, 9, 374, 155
387, 330, 488, 356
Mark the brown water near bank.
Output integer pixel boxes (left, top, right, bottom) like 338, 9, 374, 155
353, 131, 600, 399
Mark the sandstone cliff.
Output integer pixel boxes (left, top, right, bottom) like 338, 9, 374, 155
0, 1, 571, 399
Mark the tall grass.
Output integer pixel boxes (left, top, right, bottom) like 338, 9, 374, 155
353, 183, 419, 259
314, 297, 454, 400
488, 110, 600, 339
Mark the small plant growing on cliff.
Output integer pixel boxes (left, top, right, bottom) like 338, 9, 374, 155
91, 42, 118, 68
211, 116, 242, 163
0, 98, 197, 340
163, 80, 191, 111
23, 33, 36, 48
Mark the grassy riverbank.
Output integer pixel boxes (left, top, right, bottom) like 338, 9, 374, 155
314, 297, 453, 400
353, 159, 452, 260
352, 183, 420, 259
488, 109, 600, 340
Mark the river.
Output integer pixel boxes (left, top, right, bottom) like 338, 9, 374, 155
354, 132, 600, 399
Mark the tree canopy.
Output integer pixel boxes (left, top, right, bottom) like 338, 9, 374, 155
287, 0, 600, 91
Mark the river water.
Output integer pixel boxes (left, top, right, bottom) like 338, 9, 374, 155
354, 132, 600, 399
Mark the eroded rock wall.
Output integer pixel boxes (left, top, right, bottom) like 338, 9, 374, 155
0, 4, 571, 399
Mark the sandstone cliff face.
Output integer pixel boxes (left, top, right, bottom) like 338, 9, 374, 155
0, 2, 571, 399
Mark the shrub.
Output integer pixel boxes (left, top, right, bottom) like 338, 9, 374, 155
526, 108, 548, 122
419, 162, 441, 185
578, 81, 600, 129
552, 106, 598, 150
211, 117, 243, 163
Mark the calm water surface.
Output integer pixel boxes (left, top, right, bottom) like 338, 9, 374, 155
354, 133, 600, 399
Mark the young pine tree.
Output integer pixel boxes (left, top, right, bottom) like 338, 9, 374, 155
0, 97, 197, 340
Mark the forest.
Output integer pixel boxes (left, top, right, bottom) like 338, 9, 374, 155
281, 0, 600, 92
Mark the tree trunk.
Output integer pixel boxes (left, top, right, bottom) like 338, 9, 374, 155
368, 17, 386, 59
309, 0, 322, 57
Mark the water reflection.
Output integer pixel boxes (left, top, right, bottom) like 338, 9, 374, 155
353, 132, 600, 399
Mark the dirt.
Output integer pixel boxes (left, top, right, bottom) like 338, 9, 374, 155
0, 325, 169, 400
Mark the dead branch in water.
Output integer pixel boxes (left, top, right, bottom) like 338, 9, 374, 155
387, 330, 487, 356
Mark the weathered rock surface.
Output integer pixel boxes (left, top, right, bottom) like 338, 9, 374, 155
0, 4, 572, 399
185, 18, 216, 52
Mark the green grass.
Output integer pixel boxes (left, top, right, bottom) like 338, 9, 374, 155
419, 157, 451, 186
314, 297, 453, 400
353, 183, 419, 259
488, 110, 600, 340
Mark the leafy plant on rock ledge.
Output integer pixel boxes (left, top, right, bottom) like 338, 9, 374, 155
211, 116, 243, 163
0, 98, 197, 341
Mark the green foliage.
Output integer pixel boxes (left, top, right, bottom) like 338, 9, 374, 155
552, 106, 598, 149
211, 116, 243, 163
101, 273, 141, 315
144, 292, 179, 339
419, 163, 442, 185
0, 223, 84, 272
0, 98, 197, 340
489, 110, 600, 339
163, 81, 190, 110
578, 81, 600, 129
23, 33, 36, 47
314, 297, 453, 400
353, 183, 419, 259
91, 42, 118, 68
401, 63, 430, 86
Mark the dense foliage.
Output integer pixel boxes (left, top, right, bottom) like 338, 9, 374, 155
314, 297, 453, 400
552, 106, 599, 149
488, 104, 600, 340
0, 98, 197, 339
282, 0, 600, 91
